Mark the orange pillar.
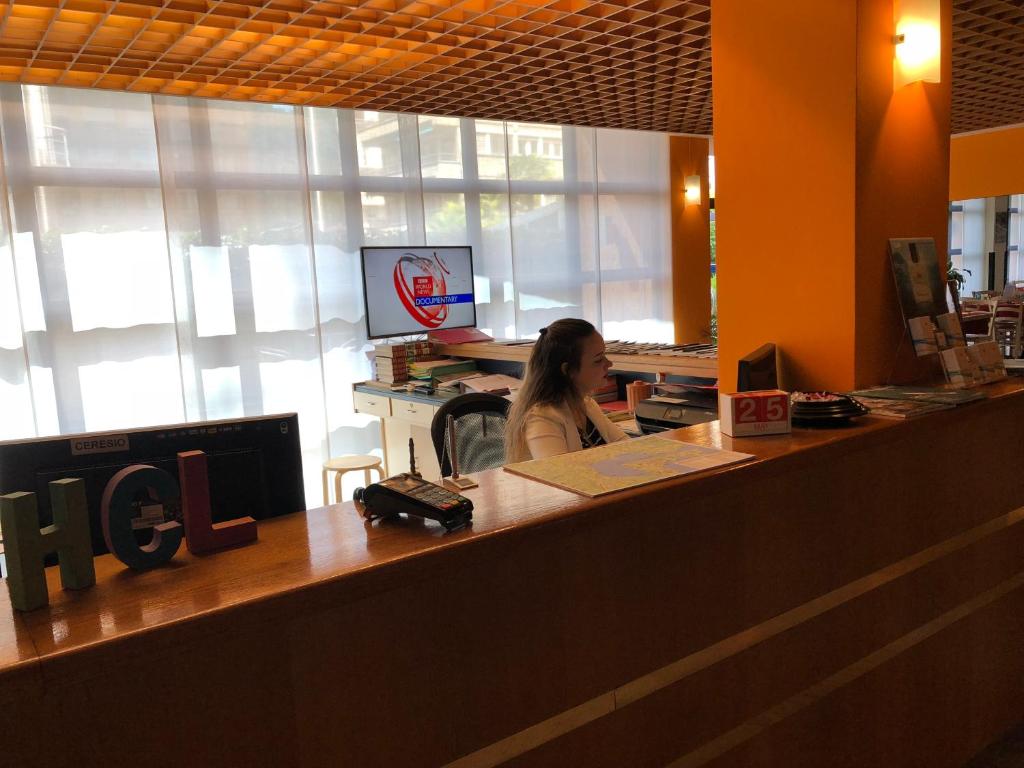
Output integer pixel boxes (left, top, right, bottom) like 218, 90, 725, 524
670, 135, 712, 344
712, 0, 952, 392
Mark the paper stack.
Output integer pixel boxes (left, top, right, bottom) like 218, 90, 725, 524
408, 358, 477, 383
462, 373, 522, 395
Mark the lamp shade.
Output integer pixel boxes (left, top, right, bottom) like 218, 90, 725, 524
894, 0, 941, 89
684, 174, 701, 205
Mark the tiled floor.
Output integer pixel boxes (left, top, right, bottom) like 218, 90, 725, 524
965, 724, 1024, 767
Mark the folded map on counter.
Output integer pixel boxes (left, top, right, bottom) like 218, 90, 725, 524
504, 434, 753, 497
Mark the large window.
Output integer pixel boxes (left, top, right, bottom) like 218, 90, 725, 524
1009, 194, 1023, 282
0, 84, 674, 500
949, 198, 986, 295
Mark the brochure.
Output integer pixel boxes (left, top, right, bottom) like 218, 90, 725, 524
889, 238, 947, 322
848, 385, 987, 406
939, 346, 982, 389
908, 315, 940, 355
935, 312, 965, 347
853, 397, 953, 419
965, 341, 1007, 383
889, 238, 950, 357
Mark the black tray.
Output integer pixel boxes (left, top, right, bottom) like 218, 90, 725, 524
791, 394, 868, 424
793, 404, 864, 416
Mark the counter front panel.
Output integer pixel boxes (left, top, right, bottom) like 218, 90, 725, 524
2, 382, 1024, 767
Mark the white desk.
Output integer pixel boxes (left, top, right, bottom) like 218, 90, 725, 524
352, 385, 456, 481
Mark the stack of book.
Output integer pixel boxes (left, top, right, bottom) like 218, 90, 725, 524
600, 402, 633, 422
590, 374, 619, 404
374, 356, 408, 384
373, 340, 434, 384
408, 357, 477, 383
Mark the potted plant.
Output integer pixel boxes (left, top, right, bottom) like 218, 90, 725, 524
946, 257, 971, 295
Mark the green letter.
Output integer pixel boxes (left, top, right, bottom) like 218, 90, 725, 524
1, 479, 96, 612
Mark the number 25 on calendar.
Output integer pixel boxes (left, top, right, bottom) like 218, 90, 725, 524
719, 390, 792, 437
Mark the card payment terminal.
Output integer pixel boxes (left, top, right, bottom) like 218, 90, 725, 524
354, 473, 473, 532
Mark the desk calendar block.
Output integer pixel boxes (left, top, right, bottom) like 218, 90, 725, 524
720, 390, 791, 437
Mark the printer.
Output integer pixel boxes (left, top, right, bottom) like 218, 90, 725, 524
635, 390, 718, 434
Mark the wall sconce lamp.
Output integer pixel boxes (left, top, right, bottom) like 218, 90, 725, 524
684, 174, 701, 205
893, 0, 941, 89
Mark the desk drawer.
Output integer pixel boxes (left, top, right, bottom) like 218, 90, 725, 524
392, 399, 436, 427
353, 391, 391, 418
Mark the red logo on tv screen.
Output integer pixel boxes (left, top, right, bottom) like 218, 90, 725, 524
394, 252, 451, 329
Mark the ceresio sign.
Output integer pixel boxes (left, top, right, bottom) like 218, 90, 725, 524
70, 434, 129, 456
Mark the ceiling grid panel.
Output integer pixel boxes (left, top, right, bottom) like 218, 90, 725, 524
0, 0, 1018, 133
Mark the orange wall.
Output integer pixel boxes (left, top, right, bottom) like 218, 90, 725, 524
713, 0, 952, 392
950, 125, 1024, 200
854, 0, 952, 387
670, 135, 712, 344
712, 0, 857, 392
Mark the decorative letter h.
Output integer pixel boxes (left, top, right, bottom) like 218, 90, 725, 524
1, 479, 96, 611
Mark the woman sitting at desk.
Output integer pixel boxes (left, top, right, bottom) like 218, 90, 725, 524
505, 318, 628, 462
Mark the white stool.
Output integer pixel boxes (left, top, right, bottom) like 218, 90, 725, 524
322, 455, 384, 505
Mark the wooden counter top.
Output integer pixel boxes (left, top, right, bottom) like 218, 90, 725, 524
3, 380, 1024, 767
4, 380, 1019, 678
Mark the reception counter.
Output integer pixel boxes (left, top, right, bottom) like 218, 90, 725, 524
3, 382, 1024, 767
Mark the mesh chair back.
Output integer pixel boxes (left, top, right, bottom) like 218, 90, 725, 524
994, 301, 1024, 358
431, 393, 511, 478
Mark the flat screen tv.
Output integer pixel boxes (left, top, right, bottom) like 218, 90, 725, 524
361, 246, 476, 339
737, 343, 778, 392
0, 413, 306, 565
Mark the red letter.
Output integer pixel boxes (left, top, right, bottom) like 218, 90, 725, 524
178, 450, 257, 554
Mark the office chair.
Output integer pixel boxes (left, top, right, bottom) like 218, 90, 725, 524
430, 392, 511, 478
993, 301, 1024, 358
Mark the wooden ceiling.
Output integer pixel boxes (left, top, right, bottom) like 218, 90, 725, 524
0, 0, 1017, 135
952, 0, 1024, 134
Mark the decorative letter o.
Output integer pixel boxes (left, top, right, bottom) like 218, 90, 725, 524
101, 465, 183, 570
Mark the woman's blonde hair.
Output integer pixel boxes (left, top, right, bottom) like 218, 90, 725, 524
505, 318, 597, 462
